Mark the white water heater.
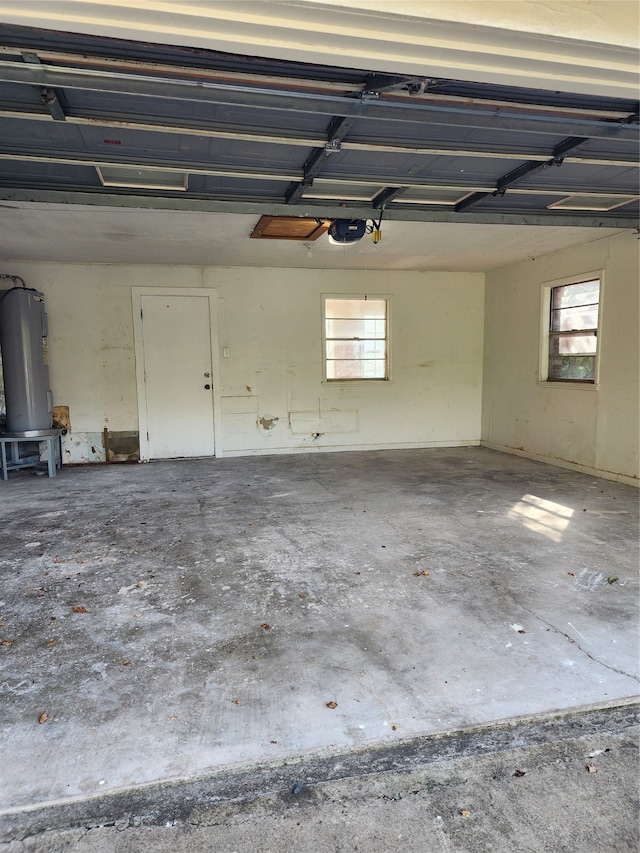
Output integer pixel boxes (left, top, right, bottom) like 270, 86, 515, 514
0, 286, 53, 432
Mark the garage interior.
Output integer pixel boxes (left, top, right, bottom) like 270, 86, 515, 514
0, 0, 638, 843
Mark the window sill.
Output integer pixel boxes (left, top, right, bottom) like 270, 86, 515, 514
538, 380, 599, 391
322, 379, 393, 386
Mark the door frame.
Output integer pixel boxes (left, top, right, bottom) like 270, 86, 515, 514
132, 287, 222, 462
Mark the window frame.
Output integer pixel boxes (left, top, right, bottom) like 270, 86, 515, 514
322, 294, 391, 383
539, 270, 603, 388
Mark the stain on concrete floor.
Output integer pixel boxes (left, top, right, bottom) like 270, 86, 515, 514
0, 448, 637, 815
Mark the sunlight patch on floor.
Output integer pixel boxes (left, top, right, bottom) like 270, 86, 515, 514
507, 494, 574, 542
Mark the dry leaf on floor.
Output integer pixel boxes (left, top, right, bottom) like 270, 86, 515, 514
326, 701, 338, 709
0, 639, 15, 646
459, 809, 471, 817
586, 764, 598, 774
261, 623, 271, 630
72, 606, 88, 614
46, 640, 57, 647
513, 770, 526, 777
413, 570, 430, 576
38, 712, 48, 724
298, 594, 306, 599
607, 576, 618, 585
122, 660, 132, 666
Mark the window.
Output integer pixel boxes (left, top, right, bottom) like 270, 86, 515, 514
547, 277, 600, 383
324, 297, 388, 380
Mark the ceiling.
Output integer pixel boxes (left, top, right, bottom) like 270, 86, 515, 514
0, 201, 626, 271
0, 9, 637, 270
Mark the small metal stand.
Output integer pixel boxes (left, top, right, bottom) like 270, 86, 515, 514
0, 428, 64, 480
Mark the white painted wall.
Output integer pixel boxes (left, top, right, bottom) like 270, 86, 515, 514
206, 267, 484, 454
481, 231, 639, 485
0, 263, 484, 461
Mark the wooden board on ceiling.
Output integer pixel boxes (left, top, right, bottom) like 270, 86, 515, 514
250, 215, 330, 240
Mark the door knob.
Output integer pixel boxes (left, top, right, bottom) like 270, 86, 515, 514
204, 384, 211, 390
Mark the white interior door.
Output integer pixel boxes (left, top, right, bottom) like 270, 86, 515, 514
140, 294, 215, 459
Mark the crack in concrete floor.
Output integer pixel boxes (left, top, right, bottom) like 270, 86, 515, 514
0, 447, 637, 818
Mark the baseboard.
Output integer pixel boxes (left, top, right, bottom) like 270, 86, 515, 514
480, 440, 639, 488
218, 439, 481, 458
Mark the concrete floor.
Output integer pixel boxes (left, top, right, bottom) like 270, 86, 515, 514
0, 447, 638, 834
4, 713, 639, 852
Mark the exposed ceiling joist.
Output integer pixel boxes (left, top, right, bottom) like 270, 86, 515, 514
363, 73, 428, 95
39, 87, 66, 121
0, 60, 637, 141
1, 151, 635, 208
0, 26, 636, 229
2, 44, 636, 120
18, 49, 67, 122
455, 136, 591, 213
1, 108, 636, 169
0, 151, 299, 183
0, 188, 636, 229
285, 112, 366, 204
373, 187, 409, 208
